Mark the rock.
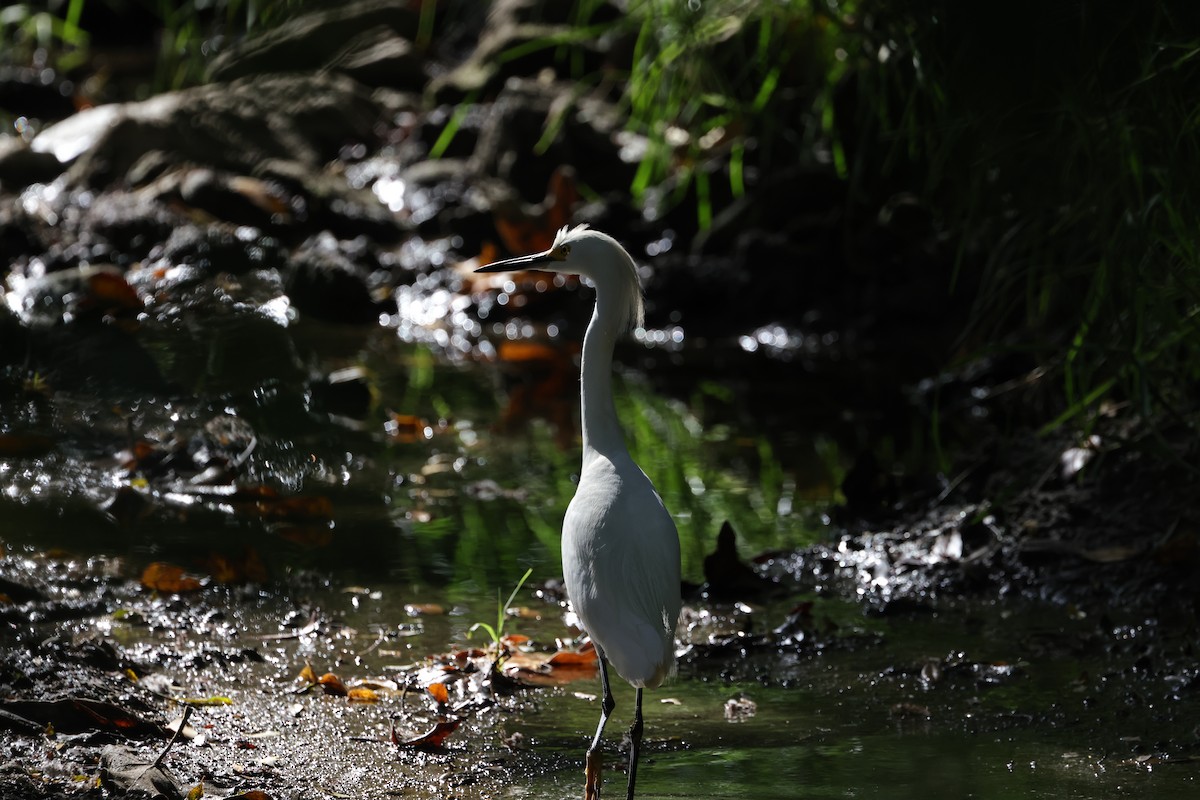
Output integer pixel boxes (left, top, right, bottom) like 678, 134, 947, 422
31, 73, 380, 189
0, 136, 64, 187
157, 224, 286, 275
285, 234, 381, 324
0, 66, 78, 121
328, 25, 428, 91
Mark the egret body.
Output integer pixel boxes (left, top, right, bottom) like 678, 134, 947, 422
476, 225, 681, 799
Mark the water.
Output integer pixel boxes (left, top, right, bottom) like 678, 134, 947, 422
2, 311, 1197, 799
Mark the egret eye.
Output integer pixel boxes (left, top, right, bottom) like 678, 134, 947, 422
559, 244, 571, 257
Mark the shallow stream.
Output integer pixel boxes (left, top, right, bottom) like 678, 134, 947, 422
2, 307, 1197, 799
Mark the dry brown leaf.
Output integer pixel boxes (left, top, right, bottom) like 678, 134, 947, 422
427, 683, 449, 705
275, 525, 334, 548
404, 603, 445, 616
393, 719, 461, 751
386, 413, 432, 443
140, 562, 204, 593
547, 649, 598, 667
318, 673, 347, 697
84, 271, 142, 313
347, 687, 379, 703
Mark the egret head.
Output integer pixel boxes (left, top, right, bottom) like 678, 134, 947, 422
475, 224, 644, 330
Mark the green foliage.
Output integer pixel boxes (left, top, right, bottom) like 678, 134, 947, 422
150, 0, 309, 90
837, 1, 1200, 438
615, 377, 817, 576
0, 1, 90, 73
468, 566, 534, 659
1, 1, 310, 94
619, 0, 838, 228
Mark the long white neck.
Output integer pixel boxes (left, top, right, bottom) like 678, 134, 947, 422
579, 287, 628, 466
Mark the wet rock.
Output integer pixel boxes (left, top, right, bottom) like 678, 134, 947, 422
0, 136, 63, 187
37, 320, 172, 398
329, 25, 428, 91
80, 189, 187, 263
286, 235, 382, 324
207, 0, 421, 85
157, 224, 286, 275
31, 73, 380, 190
176, 168, 297, 231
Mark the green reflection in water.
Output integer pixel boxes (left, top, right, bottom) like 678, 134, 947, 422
370, 337, 823, 591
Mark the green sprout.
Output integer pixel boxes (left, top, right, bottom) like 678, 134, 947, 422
468, 567, 534, 666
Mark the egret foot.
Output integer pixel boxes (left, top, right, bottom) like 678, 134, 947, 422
585, 656, 616, 800
585, 748, 603, 800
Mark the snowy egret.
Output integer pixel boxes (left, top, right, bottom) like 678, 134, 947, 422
476, 225, 681, 800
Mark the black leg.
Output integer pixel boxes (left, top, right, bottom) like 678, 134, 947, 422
625, 687, 644, 800
589, 655, 617, 755
585, 655, 617, 800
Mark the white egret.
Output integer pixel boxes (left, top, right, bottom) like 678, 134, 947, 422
476, 225, 681, 800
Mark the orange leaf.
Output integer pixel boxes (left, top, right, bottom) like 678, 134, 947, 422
395, 719, 461, 750
318, 673, 347, 696
85, 271, 142, 312
404, 603, 445, 616
386, 413, 432, 443
347, 687, 379, 703
427, 683, 449, 705
297, 664, 318, 684
275, 525, 334, 548
547, 649, 598, 667
495, 216, 553, 258
262, 494, 333, 521
497, 340, 562, 364
140, 562, 204, 593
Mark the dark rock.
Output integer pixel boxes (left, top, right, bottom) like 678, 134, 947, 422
329, 26, 428, 91
81, 190, 186, 262
0, 137, 64, 188
31, 73, 380, 190
177, 168, 296, 230
0, 67, 77, 121
158, 224, 286, 275
286, 236, 381, 325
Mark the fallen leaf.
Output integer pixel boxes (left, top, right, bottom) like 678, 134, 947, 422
404, 603, 445, 616
546, 649, 598, 667
84, 271, 143, 314
100, 745, 180, 798
348, 687, 379, 703
141, 562, 205, 593
318, 673, 347, 697
2, 698, 166, 738
427, 683, 449, 705
386, 413, 433, 443
394, 719, 461, 751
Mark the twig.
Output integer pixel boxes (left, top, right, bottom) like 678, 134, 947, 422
153, 705, 193, 770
